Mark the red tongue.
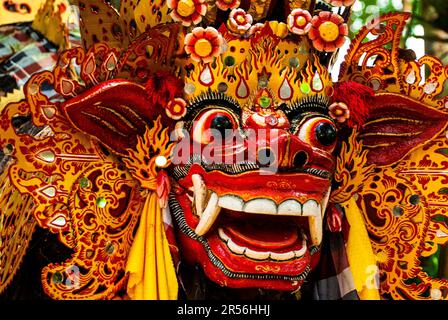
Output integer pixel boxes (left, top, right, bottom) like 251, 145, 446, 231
225, 222, 299, 250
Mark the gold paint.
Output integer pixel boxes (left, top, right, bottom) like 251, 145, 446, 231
255, 265, 281, 273
194, 39, 213, 57
330, 130, 374, 204
123, 117, 175, 190
358, 131, 422, 138
177, 0, 196, 17
364, 117, 424, 126
295, 16, 307, 27
318, 21, 339, 42
183, 34, 325, 111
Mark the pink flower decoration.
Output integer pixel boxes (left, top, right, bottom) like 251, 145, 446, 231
287, 9, 312, 35
216, 0, 240, 11
248, 23, 265, 36
167, 0, 207, 27
322, 0, 356, 6
184, 27, 224, 63
166, 98, 187, 120
308, 11, 348, 52
329, 102, 350, 123
227, 8, 253, 35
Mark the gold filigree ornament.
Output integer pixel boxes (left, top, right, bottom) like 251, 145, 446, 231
0, 15, 182, 297
0, 42, 150, 299
339, 12, 448, 110
336, 13, 448, 300
123, 117, 175, 191
330, 129, 374, 204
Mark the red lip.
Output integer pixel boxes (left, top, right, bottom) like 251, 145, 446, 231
178, 164, 331, 204
207, 231, 311, 275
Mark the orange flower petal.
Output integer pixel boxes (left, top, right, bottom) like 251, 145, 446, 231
335, 36, 346, 48
184, 45, 195, 55
192, 27, 206, 38
202, 55, 215, 63
319, 11, 331, 20
339, 23, 349, 36
330, 13, 344, 25
313, 38, 325, 51
308, 27, 319, 40
311, 15, 323, 27
167, 0, 178, 9
324, 42, 336, 52
184, 33, 196, 45
211, 46, 221, 57
190, 52, 202, 62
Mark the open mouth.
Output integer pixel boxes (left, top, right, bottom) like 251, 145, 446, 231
187, 172, 329, 248
170, 166, 331, 288
216, 211, 310, 262
169, 194, 316, 282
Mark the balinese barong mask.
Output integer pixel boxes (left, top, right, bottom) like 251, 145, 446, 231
169, 31, 336, 290
1, 0, 447, 299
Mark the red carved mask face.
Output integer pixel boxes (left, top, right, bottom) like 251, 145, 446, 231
170, 81, 337, 290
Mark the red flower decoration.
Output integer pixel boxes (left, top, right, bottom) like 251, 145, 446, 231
309, 11, 348, 52
166, 98, 187, 120
167, 0, 207, 27
184, 27, 224, 63
329, 102, 350, 123
216, 0, 240, 11
287, 9, 312, 35
227, 8, 253, 35
322, 0, 356, 6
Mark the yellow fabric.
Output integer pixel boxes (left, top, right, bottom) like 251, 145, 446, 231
0, 90, 25, 112
343, 197, 381, 300
126, 192, 178, 300
0, 1, 46, 26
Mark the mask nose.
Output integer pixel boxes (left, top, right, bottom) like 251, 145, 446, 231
249, 129, 313, 170
275, 130, 313, 170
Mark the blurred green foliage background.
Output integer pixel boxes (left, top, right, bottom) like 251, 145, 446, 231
351, 0, 448, 62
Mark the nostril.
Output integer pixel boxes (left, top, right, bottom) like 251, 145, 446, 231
257, 147, 275, 166
293, 151, 308, 168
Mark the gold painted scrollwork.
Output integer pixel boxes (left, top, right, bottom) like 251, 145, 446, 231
41, 163, 143, 299
354, 134, 448, 300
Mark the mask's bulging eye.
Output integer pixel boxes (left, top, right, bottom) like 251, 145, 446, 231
210, 114, 233, 138
315, 122, 337, 146
298, 117, 337, 151
192, 109, 238, 144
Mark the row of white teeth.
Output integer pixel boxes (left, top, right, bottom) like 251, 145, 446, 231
191, 174, 331, 246
218, 228, 307, 261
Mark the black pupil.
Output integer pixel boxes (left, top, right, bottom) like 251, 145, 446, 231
210, 115, 233, 138
315, 122, 337, 146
